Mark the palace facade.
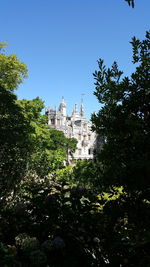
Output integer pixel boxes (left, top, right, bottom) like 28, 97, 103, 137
47, 97, 98, 162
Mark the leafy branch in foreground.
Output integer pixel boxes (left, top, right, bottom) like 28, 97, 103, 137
124, 0, 134, 8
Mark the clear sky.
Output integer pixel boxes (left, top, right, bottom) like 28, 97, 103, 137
1, 0, 150, 119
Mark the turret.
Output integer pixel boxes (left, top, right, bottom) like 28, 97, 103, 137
80, 103, 84, 117
80, 93, 85, 118
59, 97, 66, 125
72, 103, 81, 120
59, 97, 66, 117
74, 103, 78, 113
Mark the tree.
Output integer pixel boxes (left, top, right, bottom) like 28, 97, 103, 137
18, 98, 77, 177
92, 31, 150, 192
0, 44, 31, 197
0, 42, 28, 91
91, 31, 150, 265
59, 159, 100, 189
0, 87, 32, 198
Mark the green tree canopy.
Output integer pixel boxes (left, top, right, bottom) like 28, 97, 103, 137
92, 30, 150, 192
18, 97, 77, 177
0, 44, 30, 197
0, 42, 28, 91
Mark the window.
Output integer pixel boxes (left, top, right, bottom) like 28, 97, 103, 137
83, 135, 86, 141
78, 149, 81, 155
78, 134, 81, 140
88, 148, 93, 155
51, 119, 55, 125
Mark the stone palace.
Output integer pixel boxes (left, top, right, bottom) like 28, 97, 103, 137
46, 97, 99, 162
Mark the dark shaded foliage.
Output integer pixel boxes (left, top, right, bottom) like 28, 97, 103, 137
0, 179, 105, 266
92, 31, 150, 193
0, 87, 32, 197
91, 31, 150, 265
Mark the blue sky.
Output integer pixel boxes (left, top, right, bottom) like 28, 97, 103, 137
1, 0, 149, 119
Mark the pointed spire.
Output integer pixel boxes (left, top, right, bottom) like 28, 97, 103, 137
61, 96, 65, 104
74, 103, 78, 113
59, 97, 66, 111
72, 103, 79, 117
80, 93, 85, 117
80, 103, 84, 117
61, 96, 66, 107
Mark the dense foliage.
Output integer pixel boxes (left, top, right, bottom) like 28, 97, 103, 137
92, 31, 150, 192
0, 177, 104, 266
0, 87, 32, 198
91, 30, 150, 265
17, 97, 77, 178
0, 42, 27, 91
0, 30, 150, 266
